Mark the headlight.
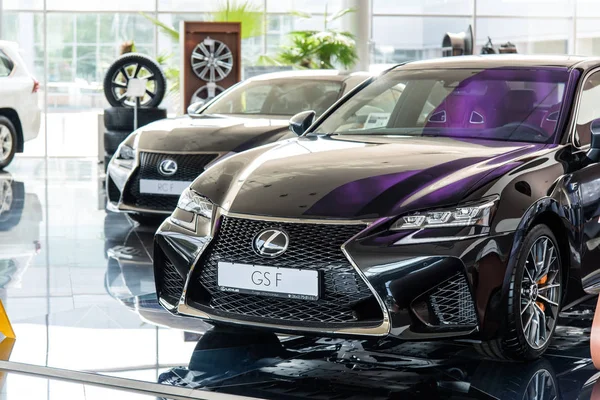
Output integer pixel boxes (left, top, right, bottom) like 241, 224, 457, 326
118, 144, 135, 160
177, 188, 213, 219
391, 196, 498, 231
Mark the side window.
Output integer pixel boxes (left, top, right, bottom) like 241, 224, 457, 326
0, 50, 14, 77
240, 86, 271, 113
576, 71, 600, 147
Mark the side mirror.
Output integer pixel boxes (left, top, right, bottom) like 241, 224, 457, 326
588, 119, 600, 162
289, 110, 316, 136
187, 101, 205, 115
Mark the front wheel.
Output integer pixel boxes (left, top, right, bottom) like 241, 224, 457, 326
0, 117, 17, 170
476, 224, 562, 361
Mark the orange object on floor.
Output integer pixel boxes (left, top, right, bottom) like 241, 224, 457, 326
0, 301, 15, 339
592, 296, 600, 369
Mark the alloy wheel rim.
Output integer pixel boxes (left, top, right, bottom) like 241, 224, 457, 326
525, 369, 557, 400
520, 236, 561, 350
0, 125, 12, 162
111, 62, 157, 107
0, 179, 12, 216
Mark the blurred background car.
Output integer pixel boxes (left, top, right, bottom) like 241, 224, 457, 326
0, 41, 41, 169
106, 69, 371, 224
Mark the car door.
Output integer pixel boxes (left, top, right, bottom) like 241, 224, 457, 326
569, 69, 600, 293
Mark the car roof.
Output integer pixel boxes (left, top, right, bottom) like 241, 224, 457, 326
248, 69, 372, 82
396, 55, 600, 71
0, 41, 18, 50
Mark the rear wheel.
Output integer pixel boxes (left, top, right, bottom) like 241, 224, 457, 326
475, 224, 562, 361
0, 117, 17, 170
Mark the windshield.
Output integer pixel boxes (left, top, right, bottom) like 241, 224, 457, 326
202, 78, 343, 116
314, 67, 572, 143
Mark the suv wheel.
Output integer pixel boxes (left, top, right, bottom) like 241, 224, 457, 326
476, 224, 562, 361
0, 117, 17, 170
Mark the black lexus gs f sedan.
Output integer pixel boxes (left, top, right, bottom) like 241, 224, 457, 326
154, 55, 600, 361
106, 70, 370, 224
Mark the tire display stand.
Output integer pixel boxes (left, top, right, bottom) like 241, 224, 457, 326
101, 53, 168, 171
179, 21, 241, 112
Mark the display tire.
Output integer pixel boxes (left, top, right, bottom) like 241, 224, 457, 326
104, 154, 112, 172
104, 129, 131, 156
104, 107, 167, 131
475, 224, 563, 361
103, 53, 167, 108
0, 116, 18, 170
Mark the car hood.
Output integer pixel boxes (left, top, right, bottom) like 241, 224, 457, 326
136, 114, 290, 153
191, 135, 555, 220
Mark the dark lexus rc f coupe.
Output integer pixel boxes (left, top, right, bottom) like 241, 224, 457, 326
154, 55, 600, 361
106, 70, 370, 224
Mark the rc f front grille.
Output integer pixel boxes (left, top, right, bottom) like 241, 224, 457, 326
188, 216, 384, 329
412, 272, 477, 328
123, 152, 218, 211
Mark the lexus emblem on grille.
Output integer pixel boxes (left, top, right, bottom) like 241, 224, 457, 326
253, 229, 289, 258
158, 159, 178, 176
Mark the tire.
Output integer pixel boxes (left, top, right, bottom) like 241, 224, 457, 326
104, 129, 131, 156
0, 178, 24, 230
470, 358, 557, 400
475, 224, 563, 361
0, 116, 17, 170
103, 53, 167, 108
104, 107, 167, 131
104, 154, 112, 172
126, 213, 166, 226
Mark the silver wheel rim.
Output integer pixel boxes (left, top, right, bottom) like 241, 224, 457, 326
520, 236, 561, 350
524, 369, 557, 400
191, 84, 224, 104
190, 39, 233, 82
0, 125, 13, 162
110, 62, 158, 107
0, 179, 12, 217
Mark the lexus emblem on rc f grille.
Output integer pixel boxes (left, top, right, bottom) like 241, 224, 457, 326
253, 229, 289, 257
158, 159, 178, 176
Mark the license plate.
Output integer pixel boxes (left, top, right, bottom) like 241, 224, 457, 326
139, 179, 191, 195
217, 262, 319, 300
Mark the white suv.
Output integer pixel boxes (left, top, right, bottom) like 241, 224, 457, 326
0, 41, 41, 169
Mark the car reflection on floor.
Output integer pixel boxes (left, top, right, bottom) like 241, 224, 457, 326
0, 172, 42, 290
102, 206, 600, 399
157, 319, 600, 399
103, 212, 210, 332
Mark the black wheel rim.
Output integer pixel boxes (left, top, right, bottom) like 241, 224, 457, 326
110, 62, 158, 107
190, 39, 233, 82
520, 235, 561, 350
524, 369, 557, 400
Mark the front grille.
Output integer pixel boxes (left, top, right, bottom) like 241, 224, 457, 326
107, 176, 120, 203
188, 216, 383, 328
161, 258, 186, 306
123, 152, 218, 211
428, 273, 477, 326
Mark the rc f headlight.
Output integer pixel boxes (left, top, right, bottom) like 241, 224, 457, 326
176, 188, 213, 219
391, 196, 498, 231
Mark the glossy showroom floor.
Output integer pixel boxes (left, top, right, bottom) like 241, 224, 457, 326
2, 157, 600, 399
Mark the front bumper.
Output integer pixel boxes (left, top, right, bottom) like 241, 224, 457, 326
153, 209, 516, 340
106, 151, 222, 216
